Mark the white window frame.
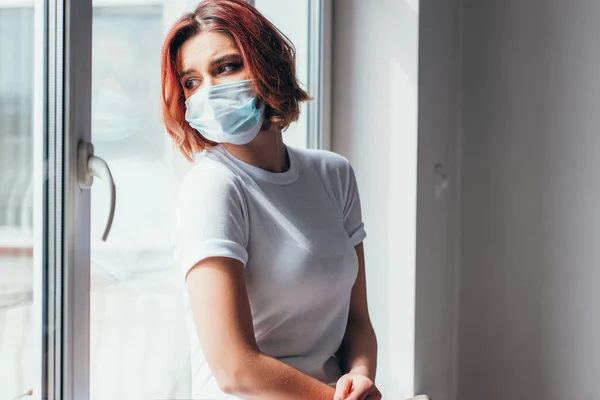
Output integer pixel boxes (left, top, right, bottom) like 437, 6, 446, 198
306, 0, 332, 150
43, 0, 93, 399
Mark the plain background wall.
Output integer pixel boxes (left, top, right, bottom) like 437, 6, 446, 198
336, 0, 600, 399
332, 1, 463, 398
458, 0, 600, 399
332, 0, 420, 397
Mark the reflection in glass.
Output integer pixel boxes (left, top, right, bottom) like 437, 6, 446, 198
89, 5, 190, 399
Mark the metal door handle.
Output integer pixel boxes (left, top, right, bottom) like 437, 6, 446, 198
77, 140, 115, 241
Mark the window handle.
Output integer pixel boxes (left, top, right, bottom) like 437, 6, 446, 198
77, 140, 116, 241
12, 389, 33, 399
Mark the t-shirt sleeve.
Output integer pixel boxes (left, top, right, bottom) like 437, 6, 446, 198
172, 167, 249, 281
341, 161, 367, 246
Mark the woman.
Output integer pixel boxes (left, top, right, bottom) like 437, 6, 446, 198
162, 1, 381, 399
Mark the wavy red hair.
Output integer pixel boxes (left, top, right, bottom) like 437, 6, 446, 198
161, 0, 311, 161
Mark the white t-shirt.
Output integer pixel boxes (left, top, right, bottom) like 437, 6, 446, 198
172, 144, 367, 399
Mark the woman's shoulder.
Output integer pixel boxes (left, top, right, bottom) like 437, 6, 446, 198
179, 151, 242, 197
290, 146, 351, 173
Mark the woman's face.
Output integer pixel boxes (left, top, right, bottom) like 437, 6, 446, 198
177, 30, 250, 99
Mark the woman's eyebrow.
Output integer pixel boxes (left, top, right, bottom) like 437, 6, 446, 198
179, 68, 196, 79
210, 53, 241, 66
178, 54, 242, 79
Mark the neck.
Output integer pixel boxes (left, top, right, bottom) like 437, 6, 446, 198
222, 125, 289, 173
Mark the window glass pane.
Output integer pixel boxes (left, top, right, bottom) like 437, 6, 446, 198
0, 5, 36, 400
89, 4, 190, 399
254, 0, 309, 148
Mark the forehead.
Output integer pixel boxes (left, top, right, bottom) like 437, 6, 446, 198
177, 31, 238, 72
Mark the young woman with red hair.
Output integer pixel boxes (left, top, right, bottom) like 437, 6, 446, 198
164, 1, 381, 399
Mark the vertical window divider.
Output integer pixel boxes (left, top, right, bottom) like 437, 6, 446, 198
306, 0, 331, 150
46, 0, 94, 399
33, 0, 48, 398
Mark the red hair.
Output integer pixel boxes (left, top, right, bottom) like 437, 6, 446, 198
161, 0, 311, 161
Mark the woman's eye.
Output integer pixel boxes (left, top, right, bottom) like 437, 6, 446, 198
184, 79, 199, 90
218, 63, 238, 75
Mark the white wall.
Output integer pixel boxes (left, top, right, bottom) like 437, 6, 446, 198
332, 0, 419, 397
458, 0, 600, 399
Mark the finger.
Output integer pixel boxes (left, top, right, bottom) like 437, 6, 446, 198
334, 376, 353, 400
344, 380, 373, 400
366, 388, 382, 400
359, 386, 379, 400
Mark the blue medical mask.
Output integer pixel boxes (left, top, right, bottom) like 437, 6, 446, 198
185, 79, 265, 145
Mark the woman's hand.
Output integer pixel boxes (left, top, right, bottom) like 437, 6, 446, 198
334, 373, 382, 400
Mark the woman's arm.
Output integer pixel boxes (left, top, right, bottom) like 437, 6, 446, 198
186, 256, 336, 400
336, 242, 378, 381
